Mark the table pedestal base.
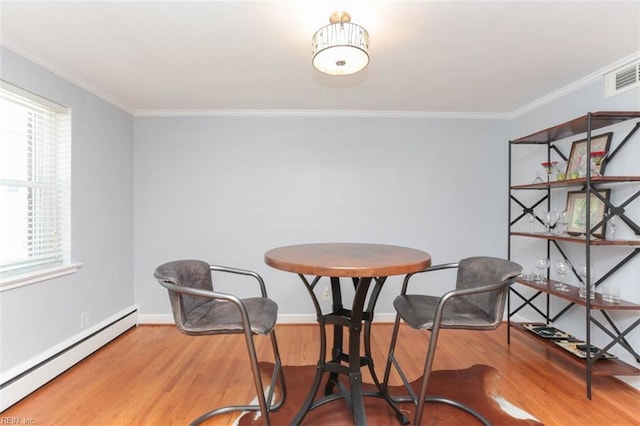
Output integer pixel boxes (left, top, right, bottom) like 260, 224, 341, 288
291, 275, 408, 426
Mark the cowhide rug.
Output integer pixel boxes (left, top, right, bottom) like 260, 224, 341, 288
234, 363, 543, 425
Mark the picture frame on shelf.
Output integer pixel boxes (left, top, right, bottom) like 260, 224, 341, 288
566, 132, 612, 178
566, 189, 611, 238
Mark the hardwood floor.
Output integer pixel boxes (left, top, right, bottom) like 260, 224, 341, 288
2, 323, 638, 425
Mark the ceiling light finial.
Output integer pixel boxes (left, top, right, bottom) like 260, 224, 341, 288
312, 11, 369, 76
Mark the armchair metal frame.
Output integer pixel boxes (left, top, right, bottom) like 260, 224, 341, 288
155, 261, 286, 426
382, 257, 522, 426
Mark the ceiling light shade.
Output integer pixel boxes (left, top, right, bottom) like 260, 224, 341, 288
312, 11, 369, 76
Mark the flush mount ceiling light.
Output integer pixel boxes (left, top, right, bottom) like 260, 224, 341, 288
312, 11, 370, 76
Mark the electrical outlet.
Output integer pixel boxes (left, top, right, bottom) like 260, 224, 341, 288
323, 285, 330, 301
80, 311, 90, 328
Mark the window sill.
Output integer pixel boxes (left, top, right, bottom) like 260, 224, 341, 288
0, 263, 83, 292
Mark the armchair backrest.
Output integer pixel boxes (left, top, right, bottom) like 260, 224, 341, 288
154, 259, 213, 329
456, 256, 522, 327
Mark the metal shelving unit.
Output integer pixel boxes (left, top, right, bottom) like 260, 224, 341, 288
507, 111, 640, 398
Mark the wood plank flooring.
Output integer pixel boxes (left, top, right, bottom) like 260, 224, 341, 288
1, 323, 639, 425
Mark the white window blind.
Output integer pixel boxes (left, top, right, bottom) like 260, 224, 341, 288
0, 81, 71, 283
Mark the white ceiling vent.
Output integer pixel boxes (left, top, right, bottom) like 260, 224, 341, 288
605, 60, 640, 98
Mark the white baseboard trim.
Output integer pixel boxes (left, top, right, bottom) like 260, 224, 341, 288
0, 305, 138, 412
138, 312, 399, 325
138, 313, 175, 324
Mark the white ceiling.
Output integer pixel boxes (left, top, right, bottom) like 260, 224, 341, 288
1, 0, 639, 115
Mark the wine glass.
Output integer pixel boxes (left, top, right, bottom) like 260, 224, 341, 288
532, 171, 544, 184
552, 210, 560, 233
609, 215, 618, 240
589, 150, 607, 176
554, 260, 570, 292
527, 212, 536, 233
535, 258, 550, 284
541, 161, 558, 181
578, 266, 595, 299
544, 211, 558, 235
558, 210, 570, 236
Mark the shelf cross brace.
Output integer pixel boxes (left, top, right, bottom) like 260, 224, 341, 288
509, 288, 549, 320
603, 188, 640, 235
550, 143, 568, 161
590, 314, 640, 362
602, 121, 640, 169
510, 194, 548, 227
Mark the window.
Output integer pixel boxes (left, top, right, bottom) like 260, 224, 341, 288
0, 81, 75, 289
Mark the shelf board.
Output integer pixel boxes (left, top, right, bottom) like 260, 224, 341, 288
510, 322, 640, 376
511, 112, 640, 144
515, 278, 640, 310
511, 176, 640, 190
510, 231, 640, 246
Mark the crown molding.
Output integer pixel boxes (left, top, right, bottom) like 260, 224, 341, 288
134, 109, 511, 119
1, 38, 135, 115
511, 51, 640, 118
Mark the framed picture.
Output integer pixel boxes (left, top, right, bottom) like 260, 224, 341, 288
565, 189, 611, 238
566, 132, 612, 178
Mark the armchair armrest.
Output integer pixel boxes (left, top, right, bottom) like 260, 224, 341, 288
439, 279, 513, 304
209, 264, 268, 297
157, 278, 242, 304
400, 262, 459, 295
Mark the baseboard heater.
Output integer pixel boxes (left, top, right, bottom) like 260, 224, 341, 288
0, 306, 138, 412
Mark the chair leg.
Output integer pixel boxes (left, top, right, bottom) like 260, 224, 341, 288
414, 326, 441, 425
382, 312, 402, 393
413, 326, 491, 426
384, 320, 491, 425
243, 330, 272, 425
268, 330, 287, 411
189, 330, 287, 426
383, 314, 419, 404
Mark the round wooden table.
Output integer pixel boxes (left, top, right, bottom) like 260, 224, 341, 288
265, 243, 431, 426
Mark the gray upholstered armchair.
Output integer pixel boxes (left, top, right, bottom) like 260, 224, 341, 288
382, 256, 522, 426
154, 259, 286, 426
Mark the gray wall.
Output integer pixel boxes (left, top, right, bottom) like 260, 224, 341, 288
134, 116, 510, 318
0, 47, 135, 373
